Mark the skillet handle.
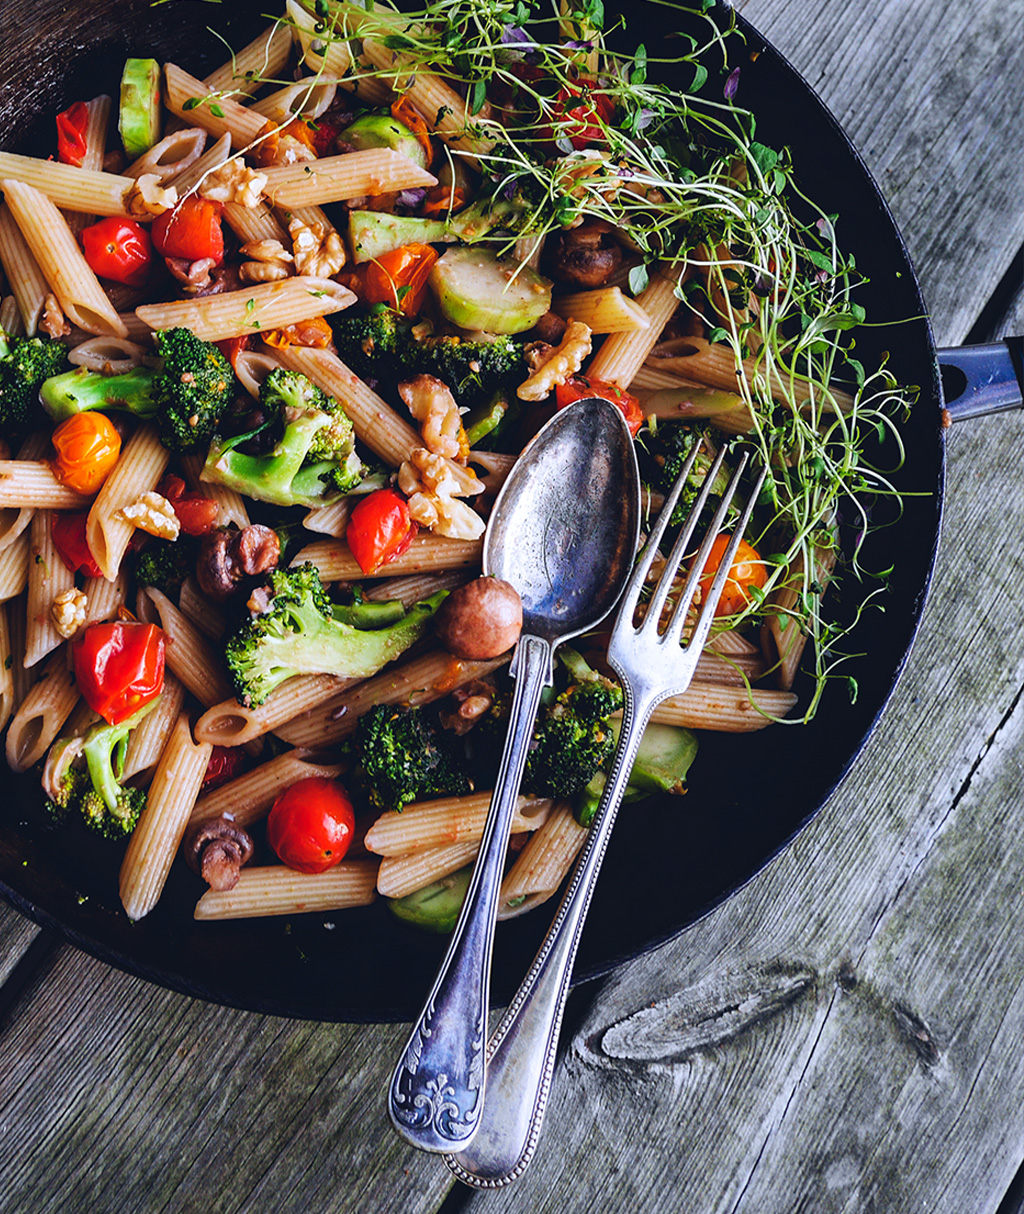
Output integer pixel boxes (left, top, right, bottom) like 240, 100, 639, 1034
937, 337, 1024, 423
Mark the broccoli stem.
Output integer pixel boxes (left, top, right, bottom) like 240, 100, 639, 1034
81, 700, 158, 815
40, 366, 158, 424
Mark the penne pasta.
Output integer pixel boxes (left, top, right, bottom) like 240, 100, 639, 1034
24, 510, 75, 668
377, 840, 480, 899
0, 602, 14, 732
86, 424, 170, 581
0, 462, 90, 510
141, 587, 234, 707
261, 149, 437, 208
365, 792, 553, 857
194, 861, 379, 920
498, 801, 588, 919
0, 532, 30, 602
194, 673, 354, 748
646, 683, 798, 732
551, 287, 653, 333
163, 64, 269, 150
203, 22, 294, 98
188, 749, 346, 830
5, 647, 78, 772
0, 151, 138, 216
291, 532, 483, 582
121, 672, 187, 782
585, 263, 688, 389
0, 202, 48, 336
125, 127, 207, 184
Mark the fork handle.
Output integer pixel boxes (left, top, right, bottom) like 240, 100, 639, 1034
446, 691, 655, 1187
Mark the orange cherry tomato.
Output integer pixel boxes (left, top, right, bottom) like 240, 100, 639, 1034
555, 375, 645, 436
73, 621, 165, 725
696, 534, 766, 618
151, 195, 224, 264
50, 412, 121, 496
267, 777, 355, 874
346, 488, 418, 574
362, 244, 439, 317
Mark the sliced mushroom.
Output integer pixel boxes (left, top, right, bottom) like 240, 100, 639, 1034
549, 218, 622, 288
197, 524, 281, 600
184, 814, 254, 891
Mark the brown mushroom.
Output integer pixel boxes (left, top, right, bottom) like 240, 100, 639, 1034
185, 814, 254, 891
434, 577, 523, 660
549, 219, 622, 288
197, 524, 281, 600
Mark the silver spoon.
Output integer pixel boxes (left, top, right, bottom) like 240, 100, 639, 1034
388, 395, 641, 1154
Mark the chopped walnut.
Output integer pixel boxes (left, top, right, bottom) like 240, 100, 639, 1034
117, 491, 181, 540
199, 158, 268, 208
398, 448, 486, 541
238, 236, 293, 285
398, 374, 465, 461
517, 320, 592, 401
239, 260, 292, 284
51, 587, 88, 639
40, 293, 71, 339
124, 174, 178, 218
289, 216, 346, 278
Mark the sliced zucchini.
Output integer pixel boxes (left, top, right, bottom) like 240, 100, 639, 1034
574, 721, 699, 826
429, 247, 552, 334
388, 865, 472, 933
344, 113, 430, 170
119, 58, 161, 157
348, 210, 451, 263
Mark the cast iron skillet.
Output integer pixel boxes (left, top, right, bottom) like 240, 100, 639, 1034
0, 0, 977, 1021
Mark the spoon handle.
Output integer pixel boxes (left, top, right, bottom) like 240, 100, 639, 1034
388, 632, 553, 1153
445, 691, 652, 1185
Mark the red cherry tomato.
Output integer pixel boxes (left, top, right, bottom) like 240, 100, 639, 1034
73, 621, 165, 725
555, 376, 645, 436
157, 474, 219, 536
81, 217, 154, 288
545, 78, 615, 150
51, 512, 103, 579
695, 534, 766, 618
201, 745, 247, 791
346, 488, 418, 574
267, 777, 356, 874
216, 335, 253, 373
151, 195, 225, 265
55, 101, 88, 166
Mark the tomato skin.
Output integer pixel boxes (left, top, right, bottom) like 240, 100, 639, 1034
346, 488, 418, 574
201, 745, 247, 792
362, 244, 439, 317
555, 376, 645, 437
157, 474, 219, 536
696, 534, 767, 618
81, 217, 154, 288
545, 79, 615, 150
267, 777, 355, 874
56, 101, 88, 166
216, 335, 252, 374
50, 412, 122, 496
151, 195, 224, 264
73, 621, 165, 725
51, 512, 103, 579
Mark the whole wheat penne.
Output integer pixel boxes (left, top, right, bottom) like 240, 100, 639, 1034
24, 511, 75, 668
551, 287, 652, 334
362, 569, 471, 607
274, 345, 421, 466
692, 648, 766, 686
203, 22, 294, 98
0, 202, 48, 335
0, 462, 90, 510
125, 127, 207, 183
0, 294, 23, 335
169, 133, 232, 193
136, 276, 355, 342
291, 532, 483, 582
141, 587, 233, 707
708, 629, 760, 657
0, 152, 137, 217
377, 840, 481, 899
68, 336, 152, 375
302, 496, 353, 538
272, 651, 508, 748
585, 263, 687, 388
251, 81, 338, 124
86, 424, 170, 581
194, 673, 352, 748
0, 500, 33, 554
163, 64, 269, 150
0, 602, 14, 732
498, 801, 588, 919
64, 95, 112, 237
119, 714, 213, 920
180, 452, 250, 529
222, 200, 289, 247
285, 0, 393, 105
2, 180, 127, 338
194, 860, 379, 920
261, 149, 437, 209
81, 568, 128, 626
646, 683, 798, 731
122, 672, 187, 782
188, 749, 346, 829
761, 541, 837, 690
233, 349, 284, 399
0, 532, 30, 602
365, 793, 553, 857
178, 577, 227, 640
5, 648, 78, 772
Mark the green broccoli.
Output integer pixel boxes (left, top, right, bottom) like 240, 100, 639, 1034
0, 328, 68, 434
406, 333, 526, 409
355, 703, 472, 812
330, 305, 405, 382
641, 419, 737, 525
133, 537, 198, 597
38, 327, 236, 452
202, 368, 366, 508
41, 702, 156, 839
223, 563, 448, 707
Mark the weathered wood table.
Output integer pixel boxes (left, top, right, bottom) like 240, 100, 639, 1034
2, 0, 1023, 1209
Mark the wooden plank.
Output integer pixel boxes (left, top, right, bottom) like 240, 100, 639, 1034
0, 902, 40, 989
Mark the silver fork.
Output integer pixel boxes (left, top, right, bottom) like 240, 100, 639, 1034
446, 440, 768, 1188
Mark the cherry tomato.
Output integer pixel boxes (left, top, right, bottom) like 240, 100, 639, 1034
151, 195, 224, 265
216, 335, 252, 373
261, 316, 334, 350
695, 534, 766, 618
55, 101, 88, 166
545, 78, 615, 150
50, 412, 122, 496
201, 745, 247, 792
81, 217, 154, 288
346, 488, 418, 574
362, 244, 439, 317
51, 512, 103, 579
73, 621, 165, 725
157, 474, 219, 536
267, 777, 355, 874
555, 376, 645, 437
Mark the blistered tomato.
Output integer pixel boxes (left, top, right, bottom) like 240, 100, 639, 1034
50, 412, 121, 496
81, 217, 154, 288
267, 777, 356, 874
696, 534, 766, 617
555, 375, 644, 436
73, 621, 165, 725
346, 488, 418, 574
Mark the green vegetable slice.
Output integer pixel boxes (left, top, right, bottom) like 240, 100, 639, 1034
119, 58, 161, 157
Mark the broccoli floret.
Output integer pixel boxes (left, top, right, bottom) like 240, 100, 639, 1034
202, 368, 366, 508
40, 702, 156, 839
407, 333, 526, 409
37, 327, 236, 452
331, 306, 405, 382
356, 704, 472, 812
641, 420, 735, 525
0, 329, 68, 434
133, 537, 198, 596
223, 563, 448, 706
